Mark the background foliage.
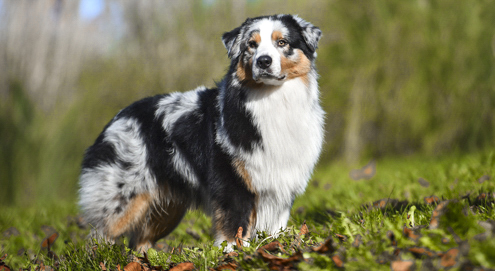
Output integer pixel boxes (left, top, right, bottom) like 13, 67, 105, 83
0, 0, 494, 206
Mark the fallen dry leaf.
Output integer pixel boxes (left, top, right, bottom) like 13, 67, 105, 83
391, 260, 415, 271
331, 254, 344, 268
299, 222, 309, 236
429, 201, 449, 229
212, 262, 237, 271
41, 232, 59, 249
0, 254, 12, 271
418, 177, 430, 187
352, 234, 363, 248
387, 231, 397, 247
424, 196, 440, 205
402, 226, 421, 241
169, 262, 194, 271
478, 175, 490, 184
123, 262, 142, 271
257, 249, 303, 270
100, 262, 107, 271
440, 248, 459, 268
258, 241, 286, 253
407, 247, 436, 258
235, 227, 243, 251
335, 234, 347, 242
350, 160, 376, 181
312, 238, 335, 254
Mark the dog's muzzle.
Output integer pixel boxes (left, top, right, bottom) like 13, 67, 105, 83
253, 55, 286, 83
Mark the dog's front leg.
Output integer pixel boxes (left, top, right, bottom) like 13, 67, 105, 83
210, 193, 256, 252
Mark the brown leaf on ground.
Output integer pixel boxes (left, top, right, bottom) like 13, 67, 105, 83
391, 260, 415, 271
2, 227, 19, 238
352, 234, 363, 248
331, 254, 344, 268
368, 198, 408, 211
235, 227, 243, 251
440, 248, 459, 268
0, 254, 11, 271
117, 264, 122, 271
259, 241, 286, 254
350, 160, 376, 181
212, 262, 238, 271
312, 238, 335, 254
335, 234, 347, 242
424, 196, 440, 205
257, 249, 303, 270
169, 262, 194, 271
41, 232, 59, 249
100, 262, 107, 271
387, 231, 397, 247
407, 247, 436, 258
124, 262, 142, 271
478, 175, 490, 184
403, 226, 421, 241
418, 177, 430, 187
429, 201, 450, 229
299, 222, 309, 236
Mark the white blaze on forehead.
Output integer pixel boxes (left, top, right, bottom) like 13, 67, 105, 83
249, 18, 288, 84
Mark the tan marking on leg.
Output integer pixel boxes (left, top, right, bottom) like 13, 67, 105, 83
233, 159, 255, 193
129, 193, 190, 251
107, 193, 152, 238
244, 206, 257, 240
214, 207, 235, 243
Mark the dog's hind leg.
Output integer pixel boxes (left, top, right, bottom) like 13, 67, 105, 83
127, 195, 190, 252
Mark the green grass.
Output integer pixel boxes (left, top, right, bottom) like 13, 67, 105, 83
1, 151, 495, 270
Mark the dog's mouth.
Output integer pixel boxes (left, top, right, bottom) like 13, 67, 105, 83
254, 73, 286, 82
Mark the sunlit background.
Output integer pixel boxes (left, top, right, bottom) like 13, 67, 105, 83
1, 0, 494, 206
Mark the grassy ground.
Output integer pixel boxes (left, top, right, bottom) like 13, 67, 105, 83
1, 151, 495, 270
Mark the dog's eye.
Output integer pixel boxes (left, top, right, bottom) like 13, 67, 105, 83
277, 39, 288, 47
248, 40, 257, 48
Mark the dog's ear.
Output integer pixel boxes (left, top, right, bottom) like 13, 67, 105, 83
293, 15, 322, 53
222, 25, 243, 59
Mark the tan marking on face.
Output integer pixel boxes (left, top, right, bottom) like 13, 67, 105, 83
236, 54, 264, 88
233, 159, 255, 193
252, 32, 261, 45
281, 49, 311, 85
271, 30, 284, 43
107, 193, 151, 238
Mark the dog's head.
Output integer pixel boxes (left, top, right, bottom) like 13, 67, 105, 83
222, 14, 321, 86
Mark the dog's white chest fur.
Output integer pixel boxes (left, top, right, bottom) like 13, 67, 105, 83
244, 76, 324, 234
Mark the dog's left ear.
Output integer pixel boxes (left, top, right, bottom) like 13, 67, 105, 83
293, 15, 322, 53
222, 25, 242, 59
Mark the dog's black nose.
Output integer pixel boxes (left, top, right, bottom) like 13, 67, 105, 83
256, 55, 272, 69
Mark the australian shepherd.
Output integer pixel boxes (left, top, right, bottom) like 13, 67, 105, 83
79, 14, 324, 251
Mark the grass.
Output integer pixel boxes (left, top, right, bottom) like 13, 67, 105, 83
1, 151, 495, 270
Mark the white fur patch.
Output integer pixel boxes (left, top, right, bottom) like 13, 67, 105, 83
155, 87, 205, 188
79, 117, 157, 231
244, 73, 324, 234
249, 19, 288, 85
